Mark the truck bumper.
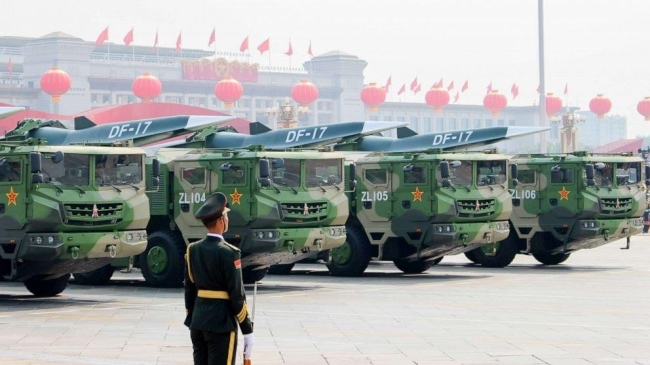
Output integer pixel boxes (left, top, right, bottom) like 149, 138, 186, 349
416, 220, 511, 259
566, 218, 644, 251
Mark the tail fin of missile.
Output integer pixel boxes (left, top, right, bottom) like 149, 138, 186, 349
74, 116, 97, 130
396, 127, 418, 139
249, 122, 272, 135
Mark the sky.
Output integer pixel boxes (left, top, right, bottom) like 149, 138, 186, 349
3, 0, 649, 137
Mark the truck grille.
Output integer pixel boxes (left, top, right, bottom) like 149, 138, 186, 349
63, 203, 124, 226
456, 199, 495, 218
280, 202, 328, 223
600, 197, 633, 214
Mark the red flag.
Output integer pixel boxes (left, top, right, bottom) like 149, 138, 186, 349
257, 38, 270, 54
486, 82, 492, 94
385, 76, 392, 93
461, 79, 468, 92
153, 30, 159, 50
176, 32, 182, 52
240, 36, 249, 52
414, 84, 421, 94
307, 41, 313, 57
410, 77, 418, 91
208, 28, 216, 47
511, 83, 519, 99
454, 91, 459, 103
397, 84, 406, 96
447, 80, 454, 91
435, 78, 443, 88
284, 41, 293, 56
123, 28, 134, 46
564, 83, 568, 95
95, 26, 109, 46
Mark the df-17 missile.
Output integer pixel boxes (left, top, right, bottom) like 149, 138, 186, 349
342, 126, 550, 152
163, 120, 409, 150
0, 106, 25, 119
2, 114, 236, 146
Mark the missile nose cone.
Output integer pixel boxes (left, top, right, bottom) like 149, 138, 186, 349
0, 107, 25, 119
505, 126, 551, 138
186, 115, 237, 131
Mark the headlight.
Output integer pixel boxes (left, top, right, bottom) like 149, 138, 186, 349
127, 233, 134, 241
446, 226, 452, 232
36, 236, 43, 245
582, 222, 588, 228
267, 231, 274, 238
437, 226, 443, 233
48, 236, 55, 244
256, 231, 264, 239
590, 222, 596, 228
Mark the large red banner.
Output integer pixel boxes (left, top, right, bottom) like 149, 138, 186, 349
181, 58, 259, 82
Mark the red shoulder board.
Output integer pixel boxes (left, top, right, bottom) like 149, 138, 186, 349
234, 259, 241, 269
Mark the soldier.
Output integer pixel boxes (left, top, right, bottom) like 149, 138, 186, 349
184, 192, 254, 365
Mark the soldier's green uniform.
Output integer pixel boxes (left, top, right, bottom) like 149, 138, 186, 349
184, 193, 253, 365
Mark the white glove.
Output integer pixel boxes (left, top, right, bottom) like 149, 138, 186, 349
243, 333, 255, 359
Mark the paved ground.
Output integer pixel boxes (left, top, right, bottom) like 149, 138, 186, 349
1, 235, 649, 365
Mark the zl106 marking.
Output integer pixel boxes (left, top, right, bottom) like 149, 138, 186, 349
361, 191, 389, 202
432, 131, 474, 146
179, 192, 206, 204
509, 189, 537, 199
108, 121, 153, 139
285, 127, 328, 143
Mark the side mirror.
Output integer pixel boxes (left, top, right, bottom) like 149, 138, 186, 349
645, 165, 650, 182
440, 161, 450, 179
30, 152, 42, 173
152, 158, 160, 177
259, 159, 270, 179
260, 178, 271, 187
32, 174, 44, 184
272, 158, 285, 168
442, 180, 452, 188
348, 163, 357, 190
510, 163, 519, 186
51, 151, 64, 164
585, 164, 595, 180
152, 177, 160, 187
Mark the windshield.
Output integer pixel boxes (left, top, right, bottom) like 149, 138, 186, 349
615, 162, 641, 186
42, 153, 90, 186
306, 158, 342, 187
591, 163, 613, 187
272, 158, 301, 187
477, 160, 507, 186
437, 161, 472, 186
95, 154, 144, 186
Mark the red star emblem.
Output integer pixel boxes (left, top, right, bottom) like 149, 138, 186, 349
559, 187, 570, 200
412, 187, 424, 202
230, 188, 243, 205
6, 186, 18, 206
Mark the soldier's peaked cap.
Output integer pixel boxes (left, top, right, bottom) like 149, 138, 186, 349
195, 192, 230, 222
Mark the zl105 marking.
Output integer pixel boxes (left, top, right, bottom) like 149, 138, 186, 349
361, 191, 389, 202
285, 127, 328, 143
108, 121, 153, 139
432, 131, 474, 146
179, 192, 206, 204
509, 189, 537, 199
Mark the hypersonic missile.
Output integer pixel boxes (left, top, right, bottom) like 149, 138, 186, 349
345, 126, 550, 152
0, 106, 25, 120
2, 115, 236, 146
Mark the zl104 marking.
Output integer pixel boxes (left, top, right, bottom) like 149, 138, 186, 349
432, 131, 474, 146
108, 121, 153, 139
361, 191, 389, 202
285, 127, 328, 143
509, 189, 537, 199
179, 192, 206, 204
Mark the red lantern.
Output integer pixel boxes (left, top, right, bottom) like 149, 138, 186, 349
40, 67, 71, 103
425, 87, 450, 114
360, 83, 386, 113
291, 79, 319, 107
215, 77, 243, 109
637, 97, 650, 122
483, 90, 507, 117
589, 94, 612, 120
132, 73, 162, 102
545, 93, 563, 118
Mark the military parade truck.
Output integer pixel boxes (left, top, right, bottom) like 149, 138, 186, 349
0, 138, 154, 296
321, 148, 515, 276
465, 151, 646, 267
139, 146, 353, 286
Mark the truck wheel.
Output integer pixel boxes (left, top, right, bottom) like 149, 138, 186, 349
431, 257, 443, 265
268, 264, 295, 275
533, 252, 570, 265
467, 231, 518, 268
464, 250, 480, 264
72, 265, 114, 285
393, 258, 435, 274
24, 274, 71, 297
139, 231, 186, 287
327, 225, 371, 277
242, 267, 269, 284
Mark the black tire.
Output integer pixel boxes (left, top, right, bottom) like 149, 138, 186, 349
468, 230, 519, 268
431, 257, 443, 265
139, 230, 186, 288
24, 274, 71, 297
464, 250, 480, 264
242, 267, 269, 284
533, 251, 571, 265
393, 258, 435, 274
72, 264, 114, 285
268, 263, 295, 275
326, 225, 371, 277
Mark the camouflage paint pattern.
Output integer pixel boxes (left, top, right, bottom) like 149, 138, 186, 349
507, 152, 645, 255
0, 143, 149, 281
